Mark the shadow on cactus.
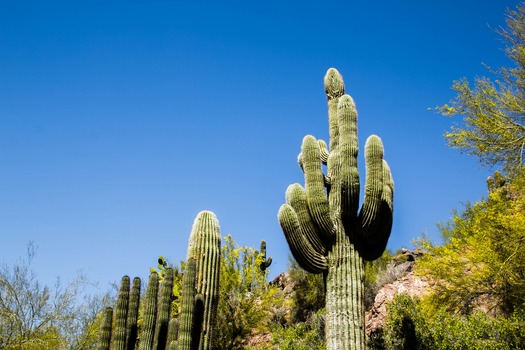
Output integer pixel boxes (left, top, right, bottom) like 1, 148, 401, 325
277, 68, 394, 349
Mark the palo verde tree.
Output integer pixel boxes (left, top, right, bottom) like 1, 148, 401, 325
439, 2, 525, 175
278, 68, 394, 349
214, 235, 279, 350
416, 168, 525, 317
0, 242, 107, 350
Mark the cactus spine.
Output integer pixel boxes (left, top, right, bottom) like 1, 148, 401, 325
278, 68, 394, 349
177, 210, 221, 350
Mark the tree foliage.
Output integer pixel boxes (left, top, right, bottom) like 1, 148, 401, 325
417, 169, 525, 316
213, 234, 281, 350
439, 2, 525, 174
374, 294, 525, 350
0, 243, 109, 350
287, 258, 325, 324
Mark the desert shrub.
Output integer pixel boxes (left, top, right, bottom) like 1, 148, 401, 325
264, 315, 326, 350
288, 258, 325, 324
373, 294, 525, 350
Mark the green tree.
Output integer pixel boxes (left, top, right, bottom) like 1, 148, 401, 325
439, 2, 525, 174
417, 169, 525, 316
213, 234, 281, 350
0, 242, 108, 350
287, 257, 325, 324
375, 294, 525, 350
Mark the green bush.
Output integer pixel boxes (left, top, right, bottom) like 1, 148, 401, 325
372, 295, 525, 350
264, 318, 325, 350
288, 258, 325, 324
379, 295, 432, 350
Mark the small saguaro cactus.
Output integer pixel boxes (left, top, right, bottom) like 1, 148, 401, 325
258, 240, 272, 271
278, 68, 394, 349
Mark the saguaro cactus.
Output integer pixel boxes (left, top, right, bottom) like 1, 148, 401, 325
278, 68, 394, 349
258, 240, 272, 271
176, 210, 221, 350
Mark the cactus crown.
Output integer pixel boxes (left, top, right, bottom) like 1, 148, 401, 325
278, 68, 394, 270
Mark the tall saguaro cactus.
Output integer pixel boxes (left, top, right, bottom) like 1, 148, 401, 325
278, 68, 394, 349
176, 210, 221, 350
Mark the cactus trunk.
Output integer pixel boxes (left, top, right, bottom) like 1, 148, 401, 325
325, 226, 365, 349
278, 68, 394, 349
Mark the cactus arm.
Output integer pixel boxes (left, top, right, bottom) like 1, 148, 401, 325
359, 160, 394, 261
126, 277, 141, 350
111, 276, 130, 350
358, 135, 385, 237
278, 204, 328, 273
286, 183, 328, 254
318, 139, 330, 164
139, 272, 159, 350
324, 68, 345, 153
377, 160, 394, 238
98, 307, 113, 350
178, 257, 197, 350
154, 268, 174, 350
337, 94, 360, 224
302, 135, 335, 236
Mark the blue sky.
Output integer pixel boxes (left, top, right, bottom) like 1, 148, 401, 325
1, 1, 519, 292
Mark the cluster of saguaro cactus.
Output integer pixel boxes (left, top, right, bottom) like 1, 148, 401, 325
97, 211, 221, 350
278, 68, 394, 349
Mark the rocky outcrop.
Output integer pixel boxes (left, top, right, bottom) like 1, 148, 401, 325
365, 250, 431, 337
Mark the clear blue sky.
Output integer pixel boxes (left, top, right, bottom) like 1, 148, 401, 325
1, 1, 519, 292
